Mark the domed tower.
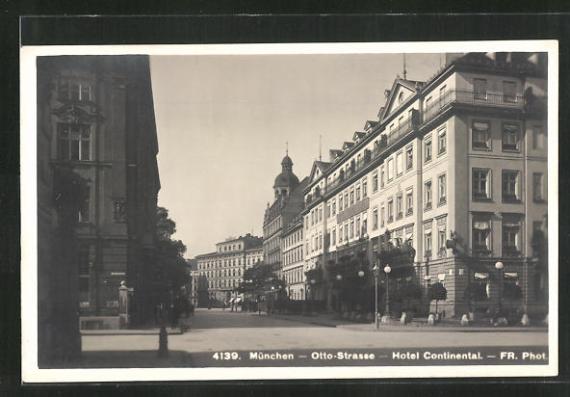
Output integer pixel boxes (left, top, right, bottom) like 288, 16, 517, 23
273, 152, 300, 200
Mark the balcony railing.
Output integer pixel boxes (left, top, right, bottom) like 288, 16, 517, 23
423, 89, 524, 125
319, 89, 544, 198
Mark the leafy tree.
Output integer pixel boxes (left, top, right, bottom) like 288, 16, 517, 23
428, 282, 448, 315
155, 207, 189, 304
397, 282, 422, 312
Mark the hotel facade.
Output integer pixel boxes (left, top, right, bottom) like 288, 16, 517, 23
301, 52, 548, 318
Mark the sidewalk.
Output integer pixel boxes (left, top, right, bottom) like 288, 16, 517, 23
266, 312, 548, 332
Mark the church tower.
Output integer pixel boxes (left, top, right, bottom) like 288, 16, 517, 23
273, 151, 300, 201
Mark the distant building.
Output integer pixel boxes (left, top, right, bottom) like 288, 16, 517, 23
303, 52, 548, 317
263, 152, 308, 278
194, 234, 263, 304
187, 258, 198, 306
36, 55, 161, 364
281, 214, 305, 300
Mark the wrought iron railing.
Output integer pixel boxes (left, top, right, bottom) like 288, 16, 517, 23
423, 89, 524, 125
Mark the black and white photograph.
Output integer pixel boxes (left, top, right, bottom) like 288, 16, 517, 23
20, 41, 558, 382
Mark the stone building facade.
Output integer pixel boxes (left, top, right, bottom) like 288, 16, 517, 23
301, 52, 548, 318
36, 55, 161, 364
195, 234, 263, 304
263, 153, 308, 278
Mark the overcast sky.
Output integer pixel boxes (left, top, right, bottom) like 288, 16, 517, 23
150, 53, 443, 258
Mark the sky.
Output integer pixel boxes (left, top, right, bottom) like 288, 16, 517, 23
150, 53, 443, 258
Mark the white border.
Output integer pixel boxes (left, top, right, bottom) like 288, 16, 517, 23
21, 40, 559, 383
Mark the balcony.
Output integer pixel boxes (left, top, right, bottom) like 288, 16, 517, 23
423, 89, 525, 125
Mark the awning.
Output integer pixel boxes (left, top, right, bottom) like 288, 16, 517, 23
474, 272, 489, 280
504, 272, 519, 280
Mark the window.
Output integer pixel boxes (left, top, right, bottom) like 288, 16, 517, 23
424, 137, 432, 163
439, 85, 447, 108
502, 123, 520, 151
356, 184, 361, 201
502, 218, 521, 256
406, 189, 413, 216
437, 217, 447, 257
424, 223, 432, 258
533, 173, 545, 202
438, 174, 447, 205
57, 123, 92, 161
332, 199, 336, 216
372, 208, 379, 230
344, 192, 349, 208
349, 188, 355, 205
473, 169, 491, 200
503, 81, 517, 103
355, 217, 361, 238
533, 126, 546, 150
424, 180, 432, 210
396, 152, 403, 176
438, 127, 447, 155
372, 171, 379, 192
502, 170, 520, 202
387, 158, 394, 181
425, 96, 432, 112
59, 79, 93, 102
332, 228, 336, 246
362, 179, 368, 197
396, 194, 403, 220
339, 194, 344, 211
472, 121, 491, 150
349, 219, 354, 239
380, 204, 385, 227
113, 199, 126, 223
474, 78, 487, 100
406, 145, 413, 170
362, 213, 368, 236
78, 186, 90, 223
472, 216, 491, 255
380, 166, 385, 188
387, 199, 394, 223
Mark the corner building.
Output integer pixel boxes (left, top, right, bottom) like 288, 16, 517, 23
303, 52, 548, 318
195, 234, 263, 304
263, 153, 308, 278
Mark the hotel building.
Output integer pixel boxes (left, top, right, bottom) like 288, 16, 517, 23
301, 52, 548, 317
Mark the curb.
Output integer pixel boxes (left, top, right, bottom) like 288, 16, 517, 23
81, 329, 184, 336
267, 314, 547, 332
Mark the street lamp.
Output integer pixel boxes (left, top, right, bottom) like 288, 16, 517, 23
383, 264, 392, 322
357, 270, 365, 278
309, 278, 316, 314
372, 264, 380, 329
495, 261, 504, 314
336, 274, 343, 313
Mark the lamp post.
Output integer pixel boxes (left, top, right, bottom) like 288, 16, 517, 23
336, 274, 343, 313
383, 264, 392, 322
310, 279, 316, 314
357, 269, 365, 315
372, 264, 380, 329
495, 261, 504, 314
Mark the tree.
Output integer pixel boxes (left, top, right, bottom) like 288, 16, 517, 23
397, 282, 422, 312
155, 207, 189, 305
428, 282, 448, 316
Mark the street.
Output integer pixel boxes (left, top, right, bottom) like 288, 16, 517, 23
82, 308, 548, 353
